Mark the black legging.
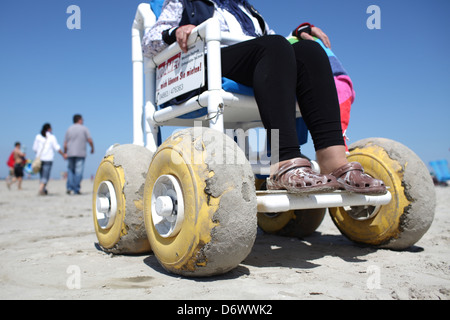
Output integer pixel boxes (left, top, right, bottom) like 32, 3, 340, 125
221, 35, 345, 162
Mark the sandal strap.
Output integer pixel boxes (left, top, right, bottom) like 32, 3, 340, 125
271, 158, 312, 181
330, 162, 364, 179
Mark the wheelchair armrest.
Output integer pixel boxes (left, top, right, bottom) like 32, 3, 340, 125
147, 18, 261, 132
151, 19, 255, 65
152, 18, 222, 67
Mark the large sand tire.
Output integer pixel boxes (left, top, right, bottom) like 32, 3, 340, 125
144, 128, 257, 277
93, 144, 153, 254
329, 138, 435, 250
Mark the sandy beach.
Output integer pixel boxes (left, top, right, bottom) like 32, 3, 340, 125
0, 178, 449, 300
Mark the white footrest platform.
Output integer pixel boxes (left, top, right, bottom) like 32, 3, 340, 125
256, 190, 392, 213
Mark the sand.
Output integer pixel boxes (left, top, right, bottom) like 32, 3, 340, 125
0, 179, 449, 300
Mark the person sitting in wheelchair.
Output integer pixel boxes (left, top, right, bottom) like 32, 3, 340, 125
143, 0, 386, 195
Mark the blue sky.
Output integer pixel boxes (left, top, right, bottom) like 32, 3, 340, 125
1, 0, 449, 181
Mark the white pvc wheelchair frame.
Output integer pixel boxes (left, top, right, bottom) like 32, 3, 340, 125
131, 3, 391, 214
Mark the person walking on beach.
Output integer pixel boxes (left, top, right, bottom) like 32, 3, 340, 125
33, 123, 67, 195
7, 142, 26, 190
64, 114, 94, 195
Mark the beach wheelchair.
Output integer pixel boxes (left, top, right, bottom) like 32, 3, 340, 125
92, 3, 436, 277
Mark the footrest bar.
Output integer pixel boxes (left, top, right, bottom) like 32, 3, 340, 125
256, 191, 392, 213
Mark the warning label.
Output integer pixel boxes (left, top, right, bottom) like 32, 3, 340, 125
156, 41, 205, 105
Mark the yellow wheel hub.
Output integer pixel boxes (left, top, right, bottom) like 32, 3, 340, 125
93, 156, 127, 249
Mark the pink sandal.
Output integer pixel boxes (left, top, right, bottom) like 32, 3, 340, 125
330, 162, 387, 195
267, 158, 340, 193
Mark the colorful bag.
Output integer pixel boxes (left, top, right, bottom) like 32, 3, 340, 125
6, 152, 14, 168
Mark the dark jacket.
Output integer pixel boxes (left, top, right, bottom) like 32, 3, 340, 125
163, 0, 268, 44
